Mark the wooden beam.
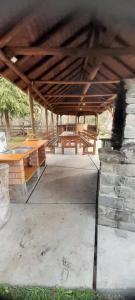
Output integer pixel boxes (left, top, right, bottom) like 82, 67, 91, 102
45, 93, 116, 98
0, 18, 27, 48
28, 89, 35, 134
45, 107, 48, 135
80, 29, 117, 105
54, 106, 99, 110
53, 101, 105, 105
35, 79, 119, 85
51, 112, 54, 127
6, 46, 135, 57
0, 49, 52, 109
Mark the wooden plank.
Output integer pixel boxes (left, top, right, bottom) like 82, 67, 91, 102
53, 101, 106, 105
6, 46, 135, 57
45, 93, 116, 98
35, 79, 119, 85
45, 107, 48, 135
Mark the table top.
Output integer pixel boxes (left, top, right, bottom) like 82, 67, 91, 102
0, 139, 48, 162
59, 131, 79, 137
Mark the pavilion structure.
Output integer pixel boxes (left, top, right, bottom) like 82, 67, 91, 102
0, 1, 135, 134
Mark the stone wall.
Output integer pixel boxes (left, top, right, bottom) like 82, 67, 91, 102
98, 79, 135, 232
0, 164, 10, 229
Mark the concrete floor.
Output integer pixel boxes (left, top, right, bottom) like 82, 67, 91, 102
97, 225, 135, 291
29, 154, 97, 204
1, 152, 134, 291
0, 153, 97, 288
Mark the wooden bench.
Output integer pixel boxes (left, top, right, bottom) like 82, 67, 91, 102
46, 136, 58, 154
80, 129, 97, 155
61, 136, 78, 154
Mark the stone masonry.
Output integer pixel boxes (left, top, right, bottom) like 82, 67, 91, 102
98, 79, 135, 232
0, 164, 10, 229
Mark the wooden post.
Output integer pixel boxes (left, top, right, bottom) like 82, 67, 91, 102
28, 89, 35, 134
78, 116, 79, 124
75, 115, 77, 124
51, 112, 54, 127
60, 114, 62, 125
84, 115, 86, 124
56, 114, 59, 137
95, 114, 98, 134
45, 106, 48, 136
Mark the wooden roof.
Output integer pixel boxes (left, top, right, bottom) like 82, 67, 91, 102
0, 0, 135, 115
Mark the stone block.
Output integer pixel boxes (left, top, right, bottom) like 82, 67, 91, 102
125, 114, 135, 126
125, 79, 135, 90
124, 126, 135, 139
99, 148, 124, 163
98, 214, 117, 228
98, 194, 125, 209
125, 96, 135, 104
126, 104, 135, 114
98, 205, 135, 225
123, 139, 135, 145
118, 221, 135, 232
101, 162, 135, 177
101, 173, 135, 189
100, 172, 116, 186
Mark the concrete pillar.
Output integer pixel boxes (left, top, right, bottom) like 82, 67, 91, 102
0, 164, 10, 229
45, 106, 48, 136
28, 89, 35, 134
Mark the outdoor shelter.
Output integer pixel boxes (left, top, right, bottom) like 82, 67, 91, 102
1, 0, 135, 293
0, 0, 135, 127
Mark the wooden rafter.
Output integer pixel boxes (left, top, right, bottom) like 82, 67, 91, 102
35, 79, 119, 85
44, 93, 116, 98
5, 46, 135, 57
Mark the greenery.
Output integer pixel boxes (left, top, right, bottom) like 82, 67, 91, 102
0, 77, 29, 136
0, 77, 41, 137
0, 285, 123, 300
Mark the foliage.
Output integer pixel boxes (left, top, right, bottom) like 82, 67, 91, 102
0, 76, 29, 118
0, 285, 124, 300
98, 110, 113, 138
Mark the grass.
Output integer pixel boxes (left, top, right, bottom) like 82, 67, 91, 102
8, 135, 26, 147
0, 285, 124, 300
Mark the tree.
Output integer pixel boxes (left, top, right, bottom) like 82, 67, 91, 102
0, 77, 29, 138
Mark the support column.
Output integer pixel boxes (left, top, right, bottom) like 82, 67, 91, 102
51, 112, 54, 127
56, 114, 59, 137
95, 114, 98, 134
45, 106, 48, 136
28, 89, 35, 134
60, 114, 62, 125
84, 115, 86, 124
75, 115, 77, 124
78, 116, 79, 124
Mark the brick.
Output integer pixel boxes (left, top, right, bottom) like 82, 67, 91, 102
9, 178, 25, 185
